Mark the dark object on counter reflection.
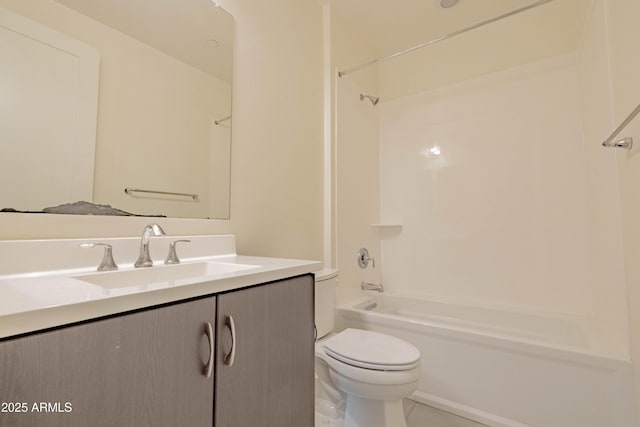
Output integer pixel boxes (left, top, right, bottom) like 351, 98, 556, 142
1, 201, 165, 217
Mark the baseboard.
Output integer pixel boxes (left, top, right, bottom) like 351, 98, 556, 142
410, 391, 531, 427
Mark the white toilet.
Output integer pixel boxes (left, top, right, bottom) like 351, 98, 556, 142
314, 269, 421, 427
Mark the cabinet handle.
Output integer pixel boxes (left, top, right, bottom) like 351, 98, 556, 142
223, 315, 236, 367
203, 322, 214, 378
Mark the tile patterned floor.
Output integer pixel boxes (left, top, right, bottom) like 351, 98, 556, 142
315, 398, 488, 427
403, 399, 488, 427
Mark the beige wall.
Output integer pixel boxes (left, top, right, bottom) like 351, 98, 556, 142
606, 0, 640, 417
329, 4, 383, 303
378, 0, 592, 101
222, 0, 324, 260
330, 10, 378, 96
0, 0, 325, 262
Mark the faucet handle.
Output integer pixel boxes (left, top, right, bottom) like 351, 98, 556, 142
164, 240, 191, 265
357, 248, 375, 269
81, 243, 118, 271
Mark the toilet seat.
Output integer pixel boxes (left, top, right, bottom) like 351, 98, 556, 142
322, 329, 420, 371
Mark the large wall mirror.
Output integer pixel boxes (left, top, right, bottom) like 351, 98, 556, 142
0, 0, 233, 219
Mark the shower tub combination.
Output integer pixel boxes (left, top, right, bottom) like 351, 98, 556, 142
337, 294, 635, 427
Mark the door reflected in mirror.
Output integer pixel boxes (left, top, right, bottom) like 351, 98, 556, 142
0, 0, 233, 219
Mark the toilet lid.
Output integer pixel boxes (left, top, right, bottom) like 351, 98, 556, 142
322, 329, 420, 371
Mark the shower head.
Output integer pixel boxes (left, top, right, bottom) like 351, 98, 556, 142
360, 94, 380, 106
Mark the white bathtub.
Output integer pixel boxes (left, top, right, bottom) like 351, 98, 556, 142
337, 294, 635, 427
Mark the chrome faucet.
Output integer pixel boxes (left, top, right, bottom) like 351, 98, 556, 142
357, 248, 375, 269
164, 239, 191, 265
134, 223, 166, 268
361, 281, 384, 292
80, 243, 118, 271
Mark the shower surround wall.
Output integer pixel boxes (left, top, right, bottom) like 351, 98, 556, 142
378, 51, 629, 358
335, 76, 381, 304
331, 0, 637, 420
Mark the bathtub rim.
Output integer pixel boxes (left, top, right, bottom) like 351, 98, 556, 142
337, 294, 632, 371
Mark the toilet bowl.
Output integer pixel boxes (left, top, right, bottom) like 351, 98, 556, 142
314, 270, 421, 427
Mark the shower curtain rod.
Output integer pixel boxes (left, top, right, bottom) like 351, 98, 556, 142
601, 103, 640, 150
215, 115, 231, 125
338, 0, 555, 77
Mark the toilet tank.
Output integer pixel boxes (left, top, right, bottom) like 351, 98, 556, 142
314, 269, 338, 340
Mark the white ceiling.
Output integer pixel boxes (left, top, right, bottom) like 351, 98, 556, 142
52, 0, 591, 90
54, 0, 234, 82
331, 0, 592, 75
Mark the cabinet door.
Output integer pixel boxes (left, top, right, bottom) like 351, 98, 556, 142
215, 275, 314, 427
0, 297, 216, 427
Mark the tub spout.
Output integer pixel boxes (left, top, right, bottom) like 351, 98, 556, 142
361, 281, 384, 292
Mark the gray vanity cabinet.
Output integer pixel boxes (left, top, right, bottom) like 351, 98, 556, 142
215, 274, 315, 427
0, 274, 315, 427
0, 297, 217, 427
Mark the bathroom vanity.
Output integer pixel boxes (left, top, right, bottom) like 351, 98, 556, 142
0, 234, 320, 427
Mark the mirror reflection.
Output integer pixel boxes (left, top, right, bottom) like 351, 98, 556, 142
0, 0, 233, 219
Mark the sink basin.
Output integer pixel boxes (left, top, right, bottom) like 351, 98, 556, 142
73, 261, 259, 289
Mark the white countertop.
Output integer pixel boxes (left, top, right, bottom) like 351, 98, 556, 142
0, 235, 322, 339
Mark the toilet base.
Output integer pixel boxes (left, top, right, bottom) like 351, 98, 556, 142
343, 396, 406, 427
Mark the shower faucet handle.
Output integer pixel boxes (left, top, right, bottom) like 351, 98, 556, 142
357, 247, 375, 269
